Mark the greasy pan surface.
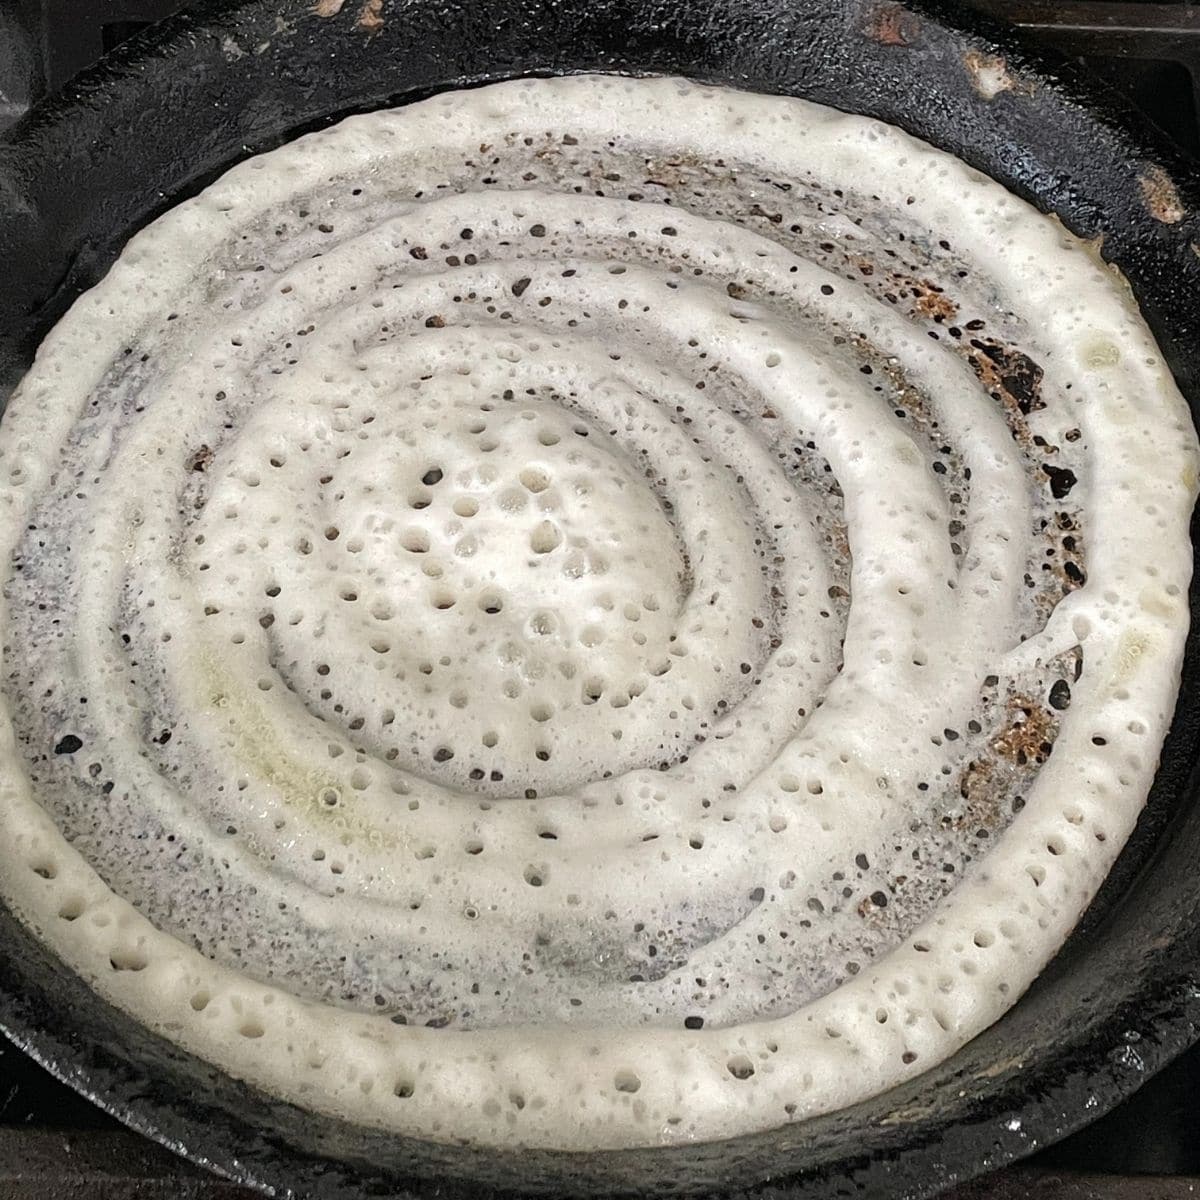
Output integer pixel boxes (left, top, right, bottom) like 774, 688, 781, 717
1, 0, 1200, 1196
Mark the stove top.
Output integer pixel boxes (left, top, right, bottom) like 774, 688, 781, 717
1, 2, 1199, 1197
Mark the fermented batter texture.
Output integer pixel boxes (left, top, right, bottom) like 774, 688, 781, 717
0, 75, 1194, 1149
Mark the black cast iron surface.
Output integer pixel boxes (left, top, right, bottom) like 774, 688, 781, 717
1, 0, 1200, 1197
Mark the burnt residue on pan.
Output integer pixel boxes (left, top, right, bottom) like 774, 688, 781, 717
314, 0, 386, 33
961, 49, 1036, 100
862, 2, 922, 48
1140, 164, 1187, 224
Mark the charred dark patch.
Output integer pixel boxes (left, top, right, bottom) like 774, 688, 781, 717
186, 445, 213, 473
1043, 463, 1077, 499
968, 339, 1046, 416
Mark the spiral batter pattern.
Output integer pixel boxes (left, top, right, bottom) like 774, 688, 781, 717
0, 75, 1194, 1149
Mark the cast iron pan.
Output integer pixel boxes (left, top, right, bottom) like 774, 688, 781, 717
1, 0, 1200, 1196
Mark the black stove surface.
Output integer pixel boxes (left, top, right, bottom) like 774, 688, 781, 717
1, 2, 1199, 1197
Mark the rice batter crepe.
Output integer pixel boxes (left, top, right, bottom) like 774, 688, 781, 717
0, 75, 1194, 1149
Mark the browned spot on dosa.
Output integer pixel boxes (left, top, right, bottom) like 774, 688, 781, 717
873, 269, 957, 323
909, 282, 957, 322
959, 756, 994, 805
829, 519, 851, 564
956, 754, 1009, 835
991, 695, 1057, 767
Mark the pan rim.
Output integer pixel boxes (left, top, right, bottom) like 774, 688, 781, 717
1, 0, 1199, 1196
